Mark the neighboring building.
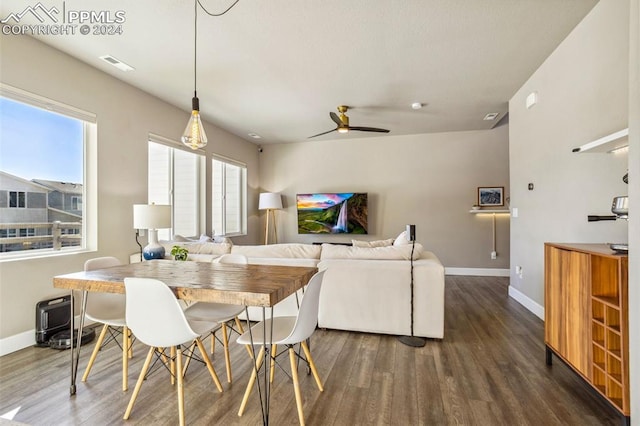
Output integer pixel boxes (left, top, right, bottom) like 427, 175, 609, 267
0, 171, 82, 252
32, 179, 83, 221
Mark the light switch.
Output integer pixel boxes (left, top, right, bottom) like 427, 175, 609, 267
512, 207, 518, 218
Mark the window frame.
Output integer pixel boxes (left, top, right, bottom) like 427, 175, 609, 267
147, 134, 206, 240
212, 154, 247, 237
0, 84, 97, 260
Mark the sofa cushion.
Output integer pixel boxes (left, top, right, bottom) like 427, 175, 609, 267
320, 243, 423, 260
231, 243, 321, 259
160, 240, 232, 256
351, 238, 394, 248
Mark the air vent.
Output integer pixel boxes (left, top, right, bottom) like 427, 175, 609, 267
99, 55, 134, 72
483, 112, 499, 121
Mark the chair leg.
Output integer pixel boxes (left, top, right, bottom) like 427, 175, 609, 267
221, 324, 232, 383
270, 344, 277, 383
195, 338, 223, 392
123, 346, 155, 420
289, 347, 305, 426
234, 316, 245, 333
170, 346, 176, 385
176, 346, 186, 426
238, 346, 265, 417
127, 327, 133, 359
301, 341, 323, 391
122, 326, 129, 391
82, 324, 108, 382
181, 342, 197, 377
210, 330, 216, 354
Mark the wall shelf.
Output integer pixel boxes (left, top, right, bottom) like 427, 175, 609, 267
469, 209, 510, 214
572, 128, 629, 153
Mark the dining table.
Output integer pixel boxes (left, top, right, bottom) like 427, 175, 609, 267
52, 259, 318, 425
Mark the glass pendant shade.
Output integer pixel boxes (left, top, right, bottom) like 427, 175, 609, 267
181, 95, 208, 150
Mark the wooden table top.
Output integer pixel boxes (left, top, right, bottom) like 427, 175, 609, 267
53, 260, 318, 307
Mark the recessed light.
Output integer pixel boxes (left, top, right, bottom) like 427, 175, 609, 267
411, 102, 423, 110
248, 132, 262, 139
99, 55, 134, 72
483, 112, 499, 121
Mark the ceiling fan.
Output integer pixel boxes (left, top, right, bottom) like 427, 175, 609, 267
308, 105, 390, 138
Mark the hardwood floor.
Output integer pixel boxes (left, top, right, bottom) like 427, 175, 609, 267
0, 276, 624, 425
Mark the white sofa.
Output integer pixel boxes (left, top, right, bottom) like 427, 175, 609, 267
160, 239, 445, 339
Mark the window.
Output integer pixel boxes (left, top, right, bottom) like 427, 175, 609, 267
212, 157, 247, 236
148, 137, 205, 240
0, 84, 96, 257
71, 196, 82, 211
9, 191, 25, 208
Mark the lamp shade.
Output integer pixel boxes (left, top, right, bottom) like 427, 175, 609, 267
258, 193, 282, 210
133, 204, 171, 230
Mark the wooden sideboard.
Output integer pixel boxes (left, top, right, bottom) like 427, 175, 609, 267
544, 243, 629, 421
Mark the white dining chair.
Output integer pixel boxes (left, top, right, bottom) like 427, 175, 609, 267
183, 253, 250, 383
123, 277, 223, 426
236, 270, 325, 426
81, 256, 132, 391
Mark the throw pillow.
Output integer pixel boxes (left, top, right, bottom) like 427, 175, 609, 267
393, 231, 410, 245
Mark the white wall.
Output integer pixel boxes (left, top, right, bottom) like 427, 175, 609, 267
509, 0, 629, 309
510, 0, 638, 417
0, 34, 260, 350
259, 125, 510, 270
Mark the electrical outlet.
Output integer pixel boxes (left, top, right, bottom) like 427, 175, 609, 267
515, 265, 523, 278
491, 251, 497, 260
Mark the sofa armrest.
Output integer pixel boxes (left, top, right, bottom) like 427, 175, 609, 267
317, 252, 445, 338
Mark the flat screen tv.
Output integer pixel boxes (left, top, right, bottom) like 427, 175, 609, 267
296, 193, 368, 234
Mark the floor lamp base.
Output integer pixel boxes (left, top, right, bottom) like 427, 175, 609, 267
398, 335, 427, 347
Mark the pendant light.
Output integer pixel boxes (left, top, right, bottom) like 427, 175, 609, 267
181, 0, 208, 150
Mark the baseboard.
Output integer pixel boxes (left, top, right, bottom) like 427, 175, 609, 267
445, 267, 510, 277
0, 329, 35, 357
508, 285, 544, 320
0, 314, 91, 357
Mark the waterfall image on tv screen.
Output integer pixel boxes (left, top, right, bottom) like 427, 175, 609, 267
296, 193, 368, 234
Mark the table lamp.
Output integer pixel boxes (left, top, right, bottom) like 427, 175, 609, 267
133, 203, 171, 260
258, 193, 282, 245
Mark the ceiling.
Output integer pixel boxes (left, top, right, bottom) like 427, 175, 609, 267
1, 0, 599, 144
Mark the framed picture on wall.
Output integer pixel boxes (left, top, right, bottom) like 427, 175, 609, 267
478, 187, 504, 207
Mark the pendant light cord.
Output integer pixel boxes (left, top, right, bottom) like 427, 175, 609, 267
194, 0, 198, 97
197, 0, 241, 17
193, 0, 242, 97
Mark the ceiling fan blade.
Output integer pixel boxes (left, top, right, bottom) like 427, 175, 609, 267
308, 128, 337, 139
349, 126, 390, 133
330, 112, 342, 126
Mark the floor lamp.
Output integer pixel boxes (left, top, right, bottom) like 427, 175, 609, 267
398, 224, 427, 347
259, 193, 282, 245
133, 203, 172, 260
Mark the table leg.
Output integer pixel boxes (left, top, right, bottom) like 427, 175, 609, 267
245, 306, 274, 426
69, 290, 87, 396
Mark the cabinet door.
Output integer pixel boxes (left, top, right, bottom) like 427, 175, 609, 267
563, 250, 591, 376
545, 246, 591, 377
545, 245, 564, 351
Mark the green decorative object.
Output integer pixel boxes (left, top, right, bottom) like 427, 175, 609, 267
170, 245, 189, 261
